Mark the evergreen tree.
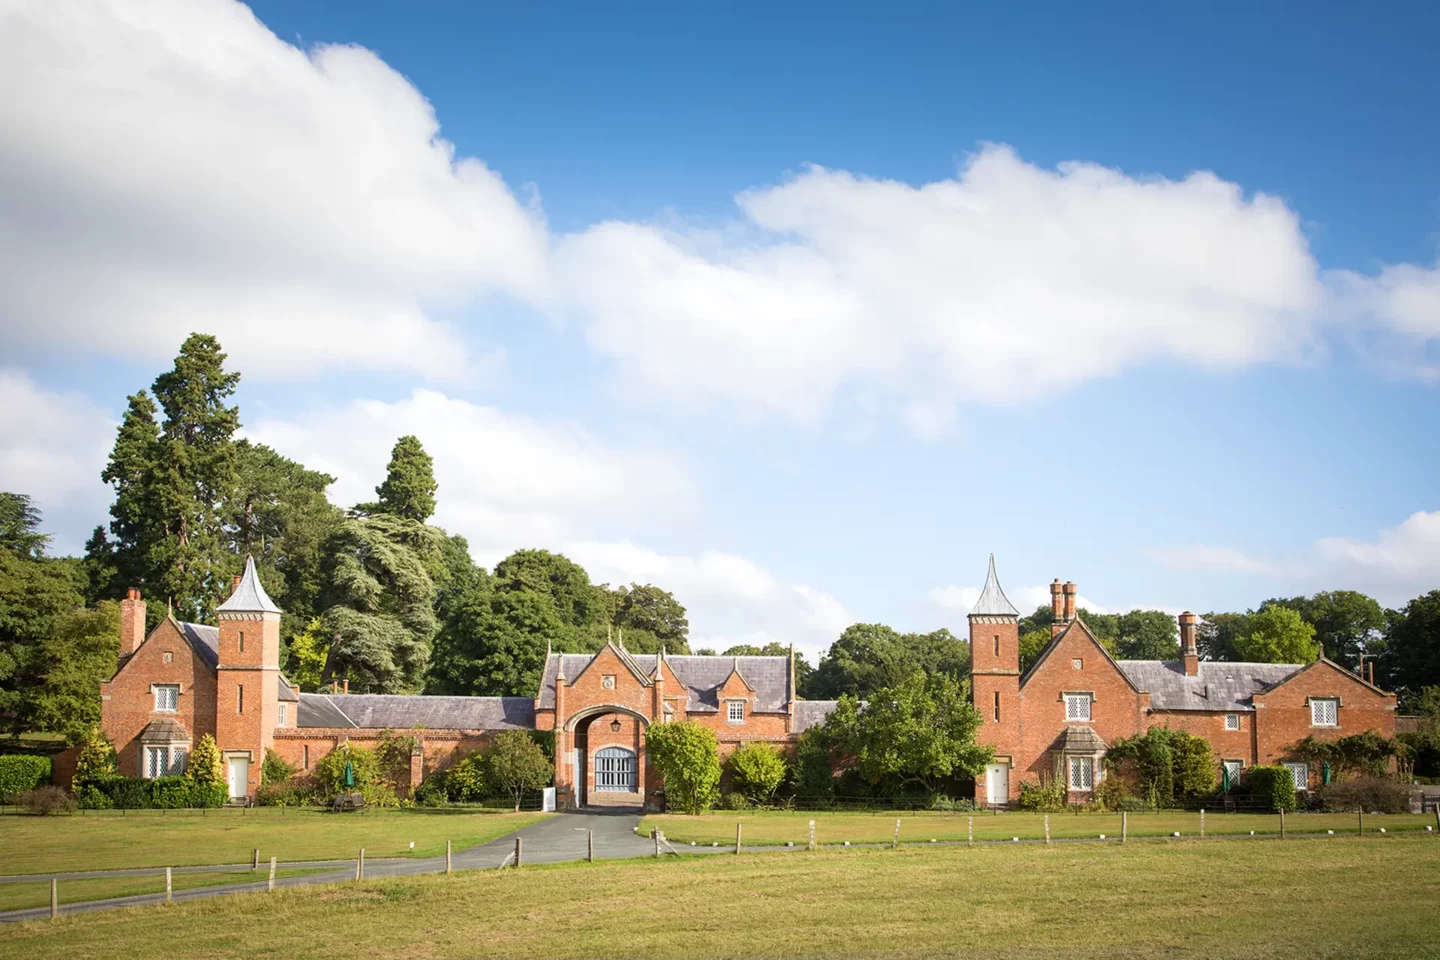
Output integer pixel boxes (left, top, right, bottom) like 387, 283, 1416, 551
374, 435, 438, 522
96, 391, 161, 599
0, 493, 47, 557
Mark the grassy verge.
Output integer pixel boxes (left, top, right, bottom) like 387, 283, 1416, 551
0, 868, 332, 912
0, 808, 550, 874
642, 809, 1438, 845
5, 836, 1440, 958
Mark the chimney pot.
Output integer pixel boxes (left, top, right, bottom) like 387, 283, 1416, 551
1050, 580, 1064, 621
342, 679, 349, 695
231, 575, 241, 594
1062, 581, 1077, 621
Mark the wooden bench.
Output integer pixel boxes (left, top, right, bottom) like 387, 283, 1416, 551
331, 792, 366, 812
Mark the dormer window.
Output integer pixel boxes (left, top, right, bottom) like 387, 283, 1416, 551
154, 685, 179, 712
727, 701, 745, 723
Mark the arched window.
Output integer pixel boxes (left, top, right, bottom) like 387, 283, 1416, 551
594, 746, 636, 792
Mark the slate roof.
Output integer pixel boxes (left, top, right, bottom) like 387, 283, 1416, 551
1116, 660, 1302, 712
537, 652, 793, 713
296, 693, 536, 731
137, 717, 191, 741
1053, 725, 1107, 753
277, 675, 299, 702
178, 622, 220, 669
217, 556, 282, 614
793, 700, 842, 733
969, 554, 1019, 617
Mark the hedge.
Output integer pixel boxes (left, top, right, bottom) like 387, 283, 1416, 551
78, 776, 227, 810
1246, 765, 1297, 813
0, 755, 52, 802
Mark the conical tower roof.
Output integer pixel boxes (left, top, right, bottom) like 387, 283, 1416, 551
968, 554, 1018, 617
217, 556, 282, 614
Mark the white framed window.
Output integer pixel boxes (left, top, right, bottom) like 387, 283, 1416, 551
727, 700, 745, 723
1225, 713, 1240, 731
1064, 693, 1092, 721
1284, 762, 1309, 792
153, 684, 179, 712
593, 746, 636, 792
144, 745, 187, 778
277, 703, 288, 727
1068, 756, 1094, 791
1223, 759, 1243, 785
1310, 698, 1338, 727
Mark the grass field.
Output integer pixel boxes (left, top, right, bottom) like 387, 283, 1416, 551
0, 808, 550, 875
3, 835, 1438, 958
642, 808, 1440, 846
0, 868, 330, 912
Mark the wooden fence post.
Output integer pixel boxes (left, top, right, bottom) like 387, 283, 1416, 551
893, 819, 901, 849
1358, 810, 1363, 836
1280, 810, 1286, 840
446, 839, 452, 874
809, 820, 816, 852
252, 848, 259, 871
1121, 811, 1128, 844
358, 847, 365, 881
654, 828, 662, 858
165, 866, 172, 904
968, 816, 973, 845
588, 830, 595, 863
50, 878, 57, 919
514, 837, 522, 868
268, 856, 276, 893
1200, 809, 1205, 839
1044, 815, 1051, 845
735, 822, 743, 855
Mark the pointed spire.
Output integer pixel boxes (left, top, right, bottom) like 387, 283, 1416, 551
217, 556, 282, 614
968, 553, 1019, 617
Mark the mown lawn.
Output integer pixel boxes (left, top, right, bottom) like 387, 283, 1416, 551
5, 836, 1439, 959
0, 868, 330, 912
0, 808, 550, 874
642, 808, 1439, 845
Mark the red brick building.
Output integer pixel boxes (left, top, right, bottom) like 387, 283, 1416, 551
96, 559, 835, 807
968, 556, 1398, 806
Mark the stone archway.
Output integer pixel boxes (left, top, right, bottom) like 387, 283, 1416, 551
565, 705, 650, 809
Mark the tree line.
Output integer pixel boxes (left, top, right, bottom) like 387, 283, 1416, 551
1, 333, 1438, 747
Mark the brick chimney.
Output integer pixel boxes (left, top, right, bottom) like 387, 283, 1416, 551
120, 587, 146, 657
1049, 580, 1064, 636
1062, 581, 1077, 622
1179, 611, 1199, 677
231, 574, 241, 595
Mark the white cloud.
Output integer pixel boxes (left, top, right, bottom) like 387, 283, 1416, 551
246, 389, 694, 560
0, 371, 115, 550
0, 0, 547, 379
1150, 510, 1440, 605
563, 539, 856, 658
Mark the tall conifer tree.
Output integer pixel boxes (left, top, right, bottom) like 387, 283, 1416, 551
374, 435, 438, 522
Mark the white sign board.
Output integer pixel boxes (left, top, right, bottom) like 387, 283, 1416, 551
542, 787, 556, 812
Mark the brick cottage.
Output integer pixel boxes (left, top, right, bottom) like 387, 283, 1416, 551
86, 556, 1396, 808
968, 555, 1398, 805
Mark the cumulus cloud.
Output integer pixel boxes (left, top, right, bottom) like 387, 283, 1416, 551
0, 371, 115, 550
1149, 510, 1440, 605
0, 0, 547, 379
562, 539, 856, 658
245, 389, 695, 558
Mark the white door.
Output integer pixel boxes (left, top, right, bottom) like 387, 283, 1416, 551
985, 763, 1009, 805
227, 757, 249, 799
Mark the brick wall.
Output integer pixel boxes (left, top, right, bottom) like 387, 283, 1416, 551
100, 618, 217, 777
1253, 660, 1397, 786
970, 614, 1021, 802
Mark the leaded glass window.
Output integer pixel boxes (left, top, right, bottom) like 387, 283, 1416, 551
1064, 694, 1091, 721
1310, 699, 1338, 726
1068, 756, 1094, 790
1285, 762, 1309, 791
154, 684, 179, 712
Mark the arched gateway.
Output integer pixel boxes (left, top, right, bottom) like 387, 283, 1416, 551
563, 703, 651, 808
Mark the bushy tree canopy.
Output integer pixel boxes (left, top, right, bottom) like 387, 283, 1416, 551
373, 435, 438, 523
1234, 605, 1321, 663
806, 624, 969, 699
647, 720, 722, 813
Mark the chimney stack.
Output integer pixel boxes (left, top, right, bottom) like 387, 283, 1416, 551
120, 587, 146, 657
342, 679, 349, 695
1179, 611, 1200, 677
231, 574, 241, 595
1062, 581, 1077, 622
1368, 662, 1375, 686
1050, 579, 1064, 619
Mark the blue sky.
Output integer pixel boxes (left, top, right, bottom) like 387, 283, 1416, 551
2, 0, 1437, 656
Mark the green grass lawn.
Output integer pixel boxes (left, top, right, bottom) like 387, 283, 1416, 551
4, 836, 1439, 958
0, 868, 331, 912
642, 808, 1439, 845
0, 808, 550, 875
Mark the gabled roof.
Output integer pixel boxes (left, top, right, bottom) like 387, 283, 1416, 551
217, 556, 281, 614
1250, 656, 1392, 699
537, 652, 792, 713
969, 554, 1019, 618
296, 693, 536, 731
1117, 660, 1301, 712
1020, 616, 1145, 696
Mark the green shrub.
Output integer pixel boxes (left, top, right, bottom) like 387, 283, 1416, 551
1017, 776, 1066, 812
255, 778, 316, 807
445, 752, 490, 801
1317, 776, 1411, 814
311, 743, 397, 807
1095, 773, 1134, 811
727, 742, 788, 806
1246, 765, 1297, 813
89, 776, 227, 809
1106, 727, 1213, 807
19, 785, 76, 815
72, 734, 117, 793
185, 734, 224, 786
261, 749, 295, 786
648, 721, 722, 814
484, 730, 552, 812
930, 795, 976, 812
790, 727, 836, 800
0, 755, 52, 802
413, 769, 450, 806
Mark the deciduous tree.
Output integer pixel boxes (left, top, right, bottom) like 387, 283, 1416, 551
484, 729, 552, 811
646, 720, 722, 814
1234, 605, 1320, 663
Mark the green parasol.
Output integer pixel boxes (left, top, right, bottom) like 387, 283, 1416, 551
1322, 761, 1331, 785
1222, 764, 1231, 794
344, 760, 355, 788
